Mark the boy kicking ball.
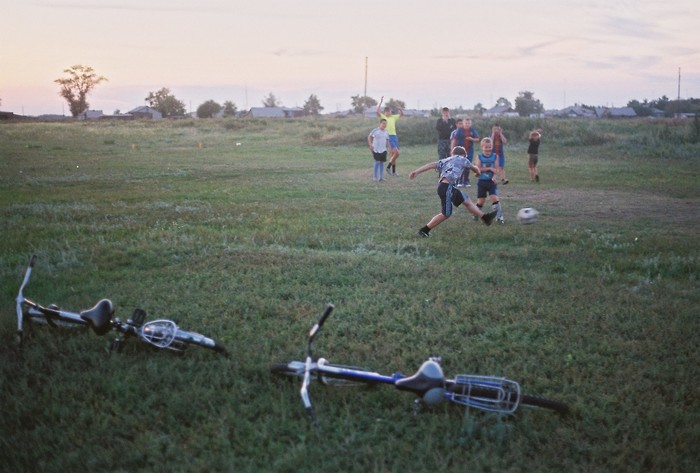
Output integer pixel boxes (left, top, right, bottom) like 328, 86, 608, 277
409, 146, 497, 238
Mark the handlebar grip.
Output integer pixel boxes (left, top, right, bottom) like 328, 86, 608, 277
317, 303, 334, 327
29, 255, 37, 268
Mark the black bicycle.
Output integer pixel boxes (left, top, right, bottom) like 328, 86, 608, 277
271, 304, 569, 423
15, 255, 227, 355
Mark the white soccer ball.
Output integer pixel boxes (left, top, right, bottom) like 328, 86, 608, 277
517, 207, 539, 224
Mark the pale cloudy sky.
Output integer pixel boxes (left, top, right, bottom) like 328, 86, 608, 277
1, 0, 699, 116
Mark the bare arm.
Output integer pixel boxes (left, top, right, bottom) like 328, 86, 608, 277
376, 96, 383, 117
409, 162, 437, 180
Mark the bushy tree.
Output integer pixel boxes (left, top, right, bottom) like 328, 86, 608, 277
145, 88, 186, 117
54, 65, 107, 117
351, 95, 377, 114
473, 103, 486, 116
197, 100, 222, 118
222, 101, 237, 117
262, 93, 281, 107
384, 98, 406, 112
302, 94, 324, 116
514, 91, 544, 117
496, 97, 512, 109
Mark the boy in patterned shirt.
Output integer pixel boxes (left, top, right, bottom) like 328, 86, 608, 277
409, 146, 497, 237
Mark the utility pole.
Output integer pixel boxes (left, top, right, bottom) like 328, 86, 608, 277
364, 56, 368, 98
677, 67, 681, 117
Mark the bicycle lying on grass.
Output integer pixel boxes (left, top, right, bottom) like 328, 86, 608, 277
15, 255, 227, 355
271, 304, 569, 424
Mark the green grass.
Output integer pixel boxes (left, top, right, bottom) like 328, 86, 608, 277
1, 117, 699, 472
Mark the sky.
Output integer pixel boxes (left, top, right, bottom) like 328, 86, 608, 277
1, 0, 699, 116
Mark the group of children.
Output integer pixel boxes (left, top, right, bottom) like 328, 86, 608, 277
367, 104, 543, 237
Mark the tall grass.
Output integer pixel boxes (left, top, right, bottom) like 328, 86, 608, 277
1, 118, 698, 472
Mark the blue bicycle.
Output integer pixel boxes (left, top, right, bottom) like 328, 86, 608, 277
271, 304, 569, 424
15, 255, 227, 355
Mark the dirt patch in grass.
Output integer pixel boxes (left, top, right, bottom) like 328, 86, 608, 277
507, 187, 700, 226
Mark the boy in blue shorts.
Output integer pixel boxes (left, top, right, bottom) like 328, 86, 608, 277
474, 137, 505, 224
409, 146, 497, 237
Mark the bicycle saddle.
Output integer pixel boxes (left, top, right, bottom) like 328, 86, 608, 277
395, 359, 446, 404
80, 299, 115, 336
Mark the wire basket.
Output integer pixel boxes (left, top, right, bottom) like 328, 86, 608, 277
447, 375, 521, 414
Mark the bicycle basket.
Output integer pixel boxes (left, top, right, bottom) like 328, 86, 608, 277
139, 320, 177, 349
447, 375, 521, 414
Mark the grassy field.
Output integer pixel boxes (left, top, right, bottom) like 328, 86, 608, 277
1, 117, 698, 472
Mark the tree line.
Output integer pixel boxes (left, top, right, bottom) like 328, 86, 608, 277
33, 65, 700, 119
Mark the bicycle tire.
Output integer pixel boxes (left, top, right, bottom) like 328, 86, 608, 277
519, 393, 569, 414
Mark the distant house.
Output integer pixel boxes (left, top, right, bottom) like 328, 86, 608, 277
128, 106, 162, 120
559, 106, 597, 118
403, 109, 431, 118
246, 106, 304, 118
79, 110, 104, 120
483, 104, 516, 117
597, 107, 637, 118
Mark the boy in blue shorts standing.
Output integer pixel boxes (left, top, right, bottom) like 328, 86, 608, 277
409, 146, 497, 237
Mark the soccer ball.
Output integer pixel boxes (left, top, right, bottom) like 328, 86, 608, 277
517, 207, 539, 224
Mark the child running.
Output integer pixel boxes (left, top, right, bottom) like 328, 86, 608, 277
409, 146, 497, 238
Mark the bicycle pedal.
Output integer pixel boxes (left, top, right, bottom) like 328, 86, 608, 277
129, 308, 146, 327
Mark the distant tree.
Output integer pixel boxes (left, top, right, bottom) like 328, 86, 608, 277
495, 97, 512, 109
54, 65, 108, 117
351, 95, 377, 114
262, 92, 281, 107
222, 101, 237, 117
514, 91, 544, 117
473, 103, 486, 116
197, 100, 222, 118
385, 98, 406, 112
627, 99, 653, 117
145, 88, 186, 117
302, 94, 324, 116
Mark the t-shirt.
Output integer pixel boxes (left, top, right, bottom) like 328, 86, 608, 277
477, 153, 497, 181
379, 113, 400, 135
369, 127, 390, 153
528, 138, 540, 154
435, 155, 473, 185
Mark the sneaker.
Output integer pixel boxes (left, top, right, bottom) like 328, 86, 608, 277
465, 180, 471, 187
481, 211, 497, 226
501, 179, 509, 185
535, 175, 540, 183
498, 217, 505, 224
418, 228, 431, 238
